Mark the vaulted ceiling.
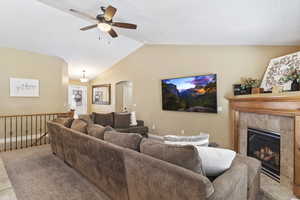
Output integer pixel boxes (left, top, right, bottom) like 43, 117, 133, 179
0, 0, 142, 80
1, 0, 300, 79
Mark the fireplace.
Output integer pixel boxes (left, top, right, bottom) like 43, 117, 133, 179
247, 128, 281, 182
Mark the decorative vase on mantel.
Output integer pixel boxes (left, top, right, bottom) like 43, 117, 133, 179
291, 79, 300, 91
251, 87, 264, 94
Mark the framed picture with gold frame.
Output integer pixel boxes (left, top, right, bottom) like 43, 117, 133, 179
92, 84, 111, 105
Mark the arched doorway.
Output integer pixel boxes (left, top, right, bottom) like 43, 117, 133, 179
115, 81, 133, 112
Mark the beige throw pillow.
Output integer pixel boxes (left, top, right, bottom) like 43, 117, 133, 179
70, 119, 88, 134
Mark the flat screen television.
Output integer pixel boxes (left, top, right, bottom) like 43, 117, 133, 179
161, 74, 217, 113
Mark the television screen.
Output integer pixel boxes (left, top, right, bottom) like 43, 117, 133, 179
161, 74, 217, 113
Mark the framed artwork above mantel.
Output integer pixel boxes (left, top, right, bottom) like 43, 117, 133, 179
92, 84, 111, 105
260, 51, 300, 91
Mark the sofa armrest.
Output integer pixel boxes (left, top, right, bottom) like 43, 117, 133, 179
209, 160, 248, 200
136, 120, 144, 126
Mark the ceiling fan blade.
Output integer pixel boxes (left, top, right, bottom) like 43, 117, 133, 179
112, 22, 137, 29
69, 9, 97, 21
108, 28, 118, 38
80, 24, 98, 31
104, 6, 117, 21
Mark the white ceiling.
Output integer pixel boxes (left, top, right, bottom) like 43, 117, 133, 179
39, 0, 300, 45
0, 0, 143, 80
1, 0, 300, 80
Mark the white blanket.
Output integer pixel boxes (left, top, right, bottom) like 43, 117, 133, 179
195, 146, 236, 176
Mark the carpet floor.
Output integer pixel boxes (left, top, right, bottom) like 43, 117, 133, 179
0, 145, 110, 200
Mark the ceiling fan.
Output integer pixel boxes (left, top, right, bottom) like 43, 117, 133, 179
70, 5, 137, 38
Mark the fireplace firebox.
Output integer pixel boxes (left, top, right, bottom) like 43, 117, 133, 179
247, 128, 280, 181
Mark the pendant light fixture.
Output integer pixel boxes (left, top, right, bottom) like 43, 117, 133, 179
80, 70, 89, 83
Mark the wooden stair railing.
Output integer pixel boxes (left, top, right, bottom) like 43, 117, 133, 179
0, 110, 74, 152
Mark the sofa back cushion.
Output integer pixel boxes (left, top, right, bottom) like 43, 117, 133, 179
140, 139, 205, 175
71, 119, 88, 134
92, 112, 114, 127
53, 117, 74, 128
114, 112, 131, 128
87, 124, 114, 140
104, 131, 143, 151
87, 124, 106, 139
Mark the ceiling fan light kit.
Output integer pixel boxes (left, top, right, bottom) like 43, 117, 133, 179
97, 23, 111, 32
70, 5, 137, 38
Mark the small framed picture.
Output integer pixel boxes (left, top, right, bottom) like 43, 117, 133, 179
92, 84, 111, 105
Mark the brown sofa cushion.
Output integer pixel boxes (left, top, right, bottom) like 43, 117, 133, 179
140, 139, 204, 175
114, 113, 130, 128
53, 117, 74, 128
87, 124, 106, 139
92, 112, 114, 127
104, 131, 143, 151
71, 119, 88, 133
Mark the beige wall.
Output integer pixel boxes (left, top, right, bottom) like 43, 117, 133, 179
0, 47, 69, 115
90, 45, 300, 148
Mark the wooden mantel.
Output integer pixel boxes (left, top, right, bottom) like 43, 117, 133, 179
226, 92, 300, 197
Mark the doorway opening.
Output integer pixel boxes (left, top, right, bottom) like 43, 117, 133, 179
115, 81, 133, 112
68, 85, 88, 116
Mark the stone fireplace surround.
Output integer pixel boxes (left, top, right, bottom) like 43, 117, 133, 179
227, 92, 300, 198
238, 112, 294, 189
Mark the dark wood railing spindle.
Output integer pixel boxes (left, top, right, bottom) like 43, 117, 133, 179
21, 116, 23, 149
15, 116, 18, 149
26, 116, 28, 148
9, 117, 12, 151
35, 115, 38, 146
4, 118, 7, 152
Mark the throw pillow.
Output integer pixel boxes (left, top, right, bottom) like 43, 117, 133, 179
164, 133, 210, 147
87, 124, 106, 139
114, 112, 130, 128
79, 114, 94, 125
140, 139, 205, 175
53, 117, 74, 128
104, 131, 143, 151
92, 112, 114, 127
70, 119, 88, 134
195, 146, 236, 177
130, 112, 138, 126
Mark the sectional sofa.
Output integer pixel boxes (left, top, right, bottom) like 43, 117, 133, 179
48, 120, 261, 200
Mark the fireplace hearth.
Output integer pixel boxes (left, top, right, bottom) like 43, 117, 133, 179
247, 128, 280, 182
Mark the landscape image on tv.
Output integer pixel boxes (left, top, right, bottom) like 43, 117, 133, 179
162, 74, 217, 113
